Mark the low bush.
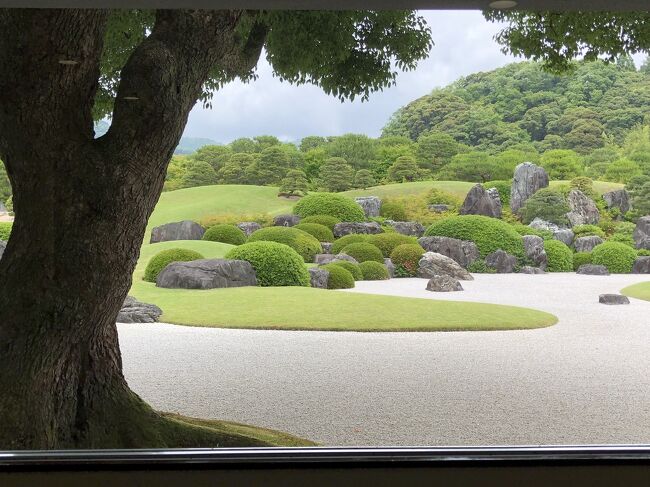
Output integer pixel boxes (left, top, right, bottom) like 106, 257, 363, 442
331, 234, 370, 254
591, 241, 638, 273
144, 248, 205, 283
0, 222, 11, 240
608, 233, 635, 247
202, 224, 247, 245
543, 240, 573, 272
341, 242, 384, 263
380, 200, 407, 221
359, 261, 389, 280
519, 189, 570, 226
293, 193, 365, 222
467, 259, 496, 274
226, 241, 310, 286
572, 224, 605, 239
294, 222, 335, 243
427, 187, 461, 207
483, 180, 511, 205
572, 252, 593, 271
300, 214, 340, 230
367, 233, 418, 257
390, 243, 425, 277
569, 176, 596, 198
330, 261, 363, 280
320, 263, 355, 289
638, 249, 650, 257
248, 226, 322, 262
510, 223, 553, 240
425, 215, 524, 258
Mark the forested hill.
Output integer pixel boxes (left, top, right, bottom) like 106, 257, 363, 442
382, 59, 650, 154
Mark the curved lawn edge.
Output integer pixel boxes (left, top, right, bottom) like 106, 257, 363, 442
621, 281, 650, 301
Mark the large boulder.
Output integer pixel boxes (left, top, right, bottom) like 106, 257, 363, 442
273, 214, 301, 227
633, 216, 650, 250
632, 256, 650, 274
573, 236, 604, 253
599, 294, 630, 305
522, 235, 547, 270
510, 162, 549, 213
566, 189, 600, 227
485, 250, 517, 273
308, 267, 330, 289
314, 253, 359, 265
333, 221, 383, 238
156, 259, 257, 289
117, 296, 163, 324
554, 229, 575, 247
386, 221, 425, 237
384, 258, 395, 278
602, 189, 631, 215
426, 275, 463, 292
529, 218, 575, 246
577, 264, 610, 276
459, 184, 502, 218
150, 220, 205, 243
417, 252, 474, 281
355, 196, 381, 218
417, 236, 479, 269
237, 222, 262, 237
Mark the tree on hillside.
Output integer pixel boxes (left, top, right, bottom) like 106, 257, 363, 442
180, 160, 218, 188
388, 155, 419, 182
437, 152, 508, 183
373, 137, 416, 180
319, 157, 355, 192
246, 146, 291, 185
539, 149, 584, 179
253, 135, 281, 151
415, 132, 459, 171
229, 137, 258, 153
325, 133, 377, 170
299, 135, 327, 152
354, 169, 376, 189
190, 144, 232, 172
302, 147, 327, 180
603, 158, 642, 184
627, 175, 650, 216
279, 169, 309, 196
217, 153, 255, 184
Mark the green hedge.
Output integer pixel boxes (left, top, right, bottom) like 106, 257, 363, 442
226, 241, 310, 286
300, 214, 341, 230
248, 226, 322, 262
294, 222, 335, 243
359, 261, 389, 280
330, 261, 363, 280
425, 215, 524, 259
591, 242, 638, 273
202, 224, 246, 245
390, 243, 425, 277
293, 193, 365, 222
144, 248, 204, 283
331, 234, 370, 254
572, 252, 593, 271
543, 240, 573, 272
320, 263, 355, 289
341, 242, 384, 263
380, 200, 407, 221
0, 222, 12, 241
368, 233, 418, 257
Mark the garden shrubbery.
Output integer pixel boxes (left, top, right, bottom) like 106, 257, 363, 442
591, 242, 638, 273
543, 240, 573, 272
331, 234, 370, 254
368, 233, 418, 257
293, 193, 365, 222
518, 188, 570, 225
467, 259, 497, 274
294, 222, 335, 243
144, 248, 205, 283
0, 222, 11, 240
341, 242, 384, 263
247, 226, 322, 262
572, 224, 605, 239
226, 241, 310, 287
300, 214, 340, 230
202, 224, 247, 245
330, 261, 363, 280
390, 243, 425, 277
483, 180, 511, 205
359, 261, 389, 280
510, 223, 553, 240
572, 252, 593, 271
425, 215, 524, 258
320, 263, 355, 289
427, 188, 461, 208
380, 200, 407, 221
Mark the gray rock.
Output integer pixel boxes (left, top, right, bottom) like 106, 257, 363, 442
417, 236, 479, 268
321, 242, 333, 254
0, 240, 5, 260
529, 218, 560, 233
417, 252, 474, 281
633, 216, 650, 250
384, 258, 395, 278
459, 184, 502, 218
485, 250, 518, 273
522, 235, 547, 270
529, 219, 575, 246
520, 266, 545, 274
428, 204, 451, 213
273, 214, 301, 227
386, 221, 425, 237
577, 264, 610, 276
602, 189, 631, 214
355, 196, 381, 218
425, 275, 463, 292
308, 267, 329, 289
566, 189, 600, 227
333, 221, 384, 238
554, 229, 575, 247
150, 220, 205, 243
117, 296, 163, 323
237, 222, 262, 237
314, 253, 359, 265
632, 256, 650, 274
156, 259, 257, 290
510, 162, 549, 213
574, 236, 604, 253
599, 294, 630, 305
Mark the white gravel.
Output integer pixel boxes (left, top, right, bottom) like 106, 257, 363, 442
119, 273, 650, 446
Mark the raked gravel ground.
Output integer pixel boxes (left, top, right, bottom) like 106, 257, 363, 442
119, 273, 650, 446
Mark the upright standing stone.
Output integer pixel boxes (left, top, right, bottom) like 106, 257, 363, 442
355, 196, 381, 218
150, 220, 205, 243
510, 162, 549, 213
633, 216, 650, 250
460, 184, 502, 218
602, 189, 631, 215
566, 189, 600, 227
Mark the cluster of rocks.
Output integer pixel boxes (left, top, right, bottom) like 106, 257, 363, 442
118, 296, 163, 323
418, 251, 473, 293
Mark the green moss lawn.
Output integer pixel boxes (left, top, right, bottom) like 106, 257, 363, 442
621, 282, 650, 301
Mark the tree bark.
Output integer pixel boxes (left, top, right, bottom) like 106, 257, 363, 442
0, 9, 264, 449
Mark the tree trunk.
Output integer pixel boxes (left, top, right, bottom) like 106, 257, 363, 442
0, 9, 265, 449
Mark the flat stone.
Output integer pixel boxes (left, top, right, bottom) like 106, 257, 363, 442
117, 296, 163, 323
602, 189, 631, 214
273, 214, 301, 227
386, 221, 425, 237
417, 252, 474, 281
522, 235, 547, 270
485, 250, 518, 273
574, 236, 604, 253
150, 220, 205, 243
566, 189, 600, 227
577, 264, 610, 276
599, 294, 630, 305
632, 256, 650, 274
510, 162, 549, 213
355, 196, 381, 218
418, 236, 479, 268
520, 266, 545, 274
428, 204, 451, 213
308, 267, 329, 289
314, 253, 359, 265
384, 258, 395, 278
425, 275, 463, 292
460, 183, 502, 218
156, 259, 257, 289
634, 216, 650, 250
237, 222, 262, 237
333, 222, 384, 238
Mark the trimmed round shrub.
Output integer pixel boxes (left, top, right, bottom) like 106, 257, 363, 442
247, 226, 322, 262
510, 223, 553, 240
0, 222, 11, 240
293, 193, 365, 222
202, 224, 246, 245
519, 188, 570, 226
390, 243, 425, 277
294, 223, 335, 243
368, 233, 418, 257
144, 248, 204, 283
425, 215, 524, 259
572, 224, 605, 239
320, 263, 355, 289
380, 200, 407, 221
591, 241, 638, 273
341, 242, 384, 263
330, 261, 363, 280
331, 234, 370, 254
226, 241, 310, 287
572, 252, 593, 271
543, 240, 573, 272
300, 214, 340, 230
359, 261, 389, 280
